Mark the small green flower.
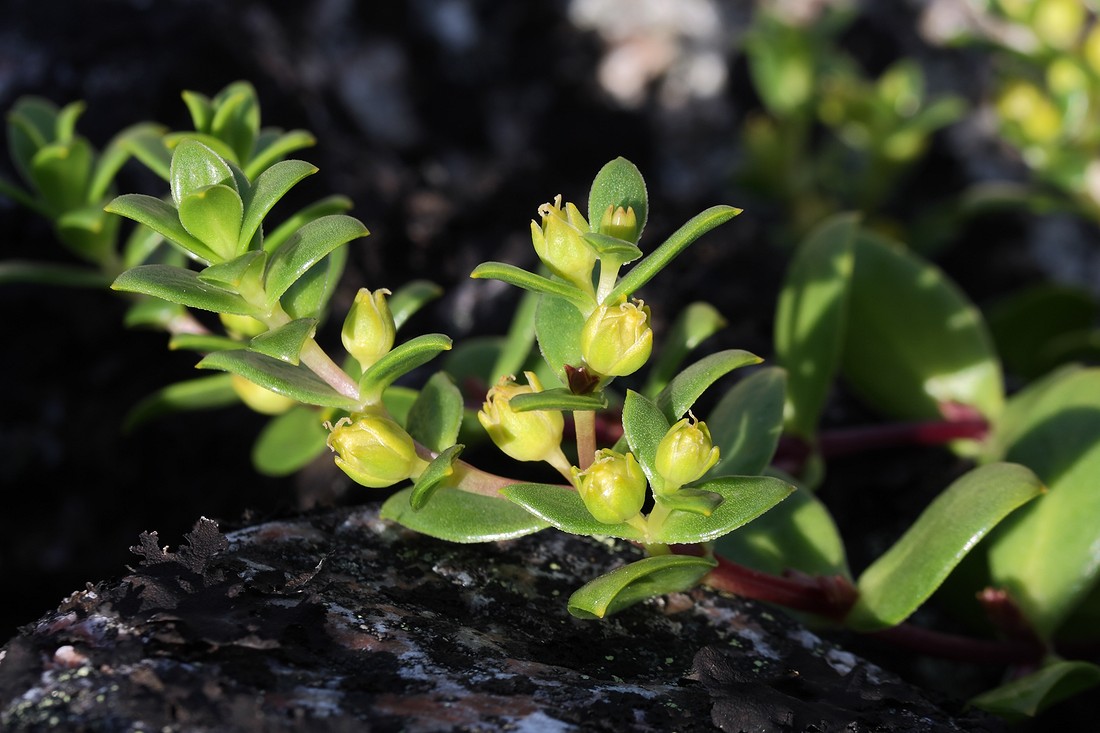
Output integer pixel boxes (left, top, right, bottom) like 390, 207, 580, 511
531, 195, 597, 292
597, 204, 639, 243
478, 372, 565, 464
327, 414, 421, 488
654, 414, 720, 493
342, 288, 396, 371
580, 298, 653, 378
572, 449, 647, 524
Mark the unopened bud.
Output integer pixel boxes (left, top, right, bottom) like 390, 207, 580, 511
532, 195, 597, 292
342, 288, 396, 370
231, 374, 295, 415
571, 449, 647, 524
580, 299, 653, 378
598, 204, 639, 243
478, 372, 565, 463
654, 414, 720, 493
327, 414, 421, 488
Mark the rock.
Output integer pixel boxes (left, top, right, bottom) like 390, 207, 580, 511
0, 506, 1000, 732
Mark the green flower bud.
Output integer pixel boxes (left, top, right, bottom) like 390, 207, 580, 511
478, 372, 565, 463
326, 414, 420, 488
342, 288, 396, 371
571, 449, 647, 524
231, 375, 295, 415
220, 312, 267, 339
580, 298, 653, 378
654, 414, 720, 493
531, 195, 597, 292
598, 204, 639, 243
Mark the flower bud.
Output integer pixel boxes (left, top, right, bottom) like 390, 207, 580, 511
598, 204, 639, 243
231, 375, 295, 415
220, 313, 267, 339
571, 449, 647, 525
342, 288, 396, 370
654, 414, 720, 493
478, 372, 565, 463
326, 414, 420, 488
580, 299, 653, 378
531, 195, 597, 291
996, 81, 1060, 145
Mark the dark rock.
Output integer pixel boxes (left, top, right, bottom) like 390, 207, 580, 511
1, 508, 1000, 731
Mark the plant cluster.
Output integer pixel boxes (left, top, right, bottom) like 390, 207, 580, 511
4, 75, 1100, 723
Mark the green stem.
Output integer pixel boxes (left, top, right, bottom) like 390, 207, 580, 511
596, 260, 621, 304
574, 409, 597, 470
262, 303, 361, 403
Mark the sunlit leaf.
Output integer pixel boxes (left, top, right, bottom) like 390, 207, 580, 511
389, 279, 443, 330
358, 333, 453, 404
535, 294, 586, 385
622, 390, 670, 487
239, 159, 317, 250
264, 214, 368, 305
169, 139, 236, 205
568, 555, 717, 619
970, 660, 1100, 720
706, 367, 787, 477
106, 194, 218, 264
588, 156, 648, 244
248, 318, 317, 365
406, 371, 464, 453
509, 388, 608, 413
198, 349, 356, 408
644, 302, 727, 397
650, 475, 795, 544
381, 486, 549, 543
654, 349, 762, 423
112, 264, 254, 315
409, 445, 465, 510
500, 483, 646, 541
471, 262, 593, 310
177, 184, 244, 260
123, 374, 238, 431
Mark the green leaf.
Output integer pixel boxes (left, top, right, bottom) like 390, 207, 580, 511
650, 475, 795, 544
644, 302, 727, 397
55, 205, 119, 265
106, 193, 219, 264
406, 371, 464, 452
0, 261, 110, 288
177, 184, 244, 260
714, 481, 849, 578
210, 81, 260, 165
238, 159, 317, 250
198, 349, 357, 408
53, 100, 85, 143
568, 555, 717, 619
93, 122, 166, 201
197, 250, 266, 290
388, 279, 443, 330
509, 388, 608, 413
245, 129, 316, 179
381, 486, 549, 543
248, 318, 317, 365
840, 231, 1004, 425
707, 367, 788, 477
654, 349, 762, 423
846, 462, 1044, 632
775, 213, 858, 438
30, 139, 92, 214
122, 374, 238, 431
622, 390, 671, 487
251, 405, 329, 476
471, 262, 593, 310
409, 445, 465, 510
123, 298, 186, 329
263, 195, 352, 252
358, 333, 453, 404
169, 139, 236, 205
607, 205, 742, 302
500, 483, 646, 541
987, 284, 1099, 380
116, 125, 172, 181
987, 367, 1100, 637
653, 487, 723, 517
8, 97, 56, 183
181, 90, 214, 132
969, 660, 1100, 720
492, 289, 539, 381
112, 265, 255, 315
168, 333, 243, 353
264, 214, 368, 306
534, 294, 586, 385
587, 157, 649, 244
582, 232, 643, 263
280, 246, 347, 320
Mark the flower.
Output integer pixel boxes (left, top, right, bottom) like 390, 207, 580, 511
572, 449, 647, 524
597, 204, 639, 243
531, 195, 597, 292
654, 414, 720, 492
327, 414, 420, 488
478, 372, 565, 463
342, 288, 396, 370
580, 298, 653, 378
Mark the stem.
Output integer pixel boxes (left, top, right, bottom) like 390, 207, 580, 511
596, 260, 621, 304
299, 339, 360, 401
869, 624, 1044, 665
574, 410, 597, 470
545, 446, 576, 483
818, 417, 990, 457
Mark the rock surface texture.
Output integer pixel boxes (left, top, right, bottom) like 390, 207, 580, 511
0, 506, 1000, 732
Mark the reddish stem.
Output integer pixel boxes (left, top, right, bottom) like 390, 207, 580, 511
868, 624, 1043, 665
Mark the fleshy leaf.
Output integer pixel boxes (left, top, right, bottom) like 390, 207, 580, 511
607, 205, 741, 302
644, 302, 727, 397
500, 483, 646, 541
706, 367, 788, 477
177, 184, 244, 260
239, 159, 318, 250
987, 368, 1100, 637
840, 231, 1003, 426
169, 139, 236, 205
587, 157, 649, 244
251, 405, 329, 476
582, 233, 643, 263
112, 265, 255, 315
568, 555, 717, 620
106, 194, 219, 264
381, 486, 549, 543
123, 374, 238, 431
263, 195, 352, 252
492, 289, 539, 381
622, 390, 670, 487
264, 214, 368, 306
248, 318, 317, 365
534, 294, 586, 385
280, 246, 347, 320
987, 285, 1099, 380
655, 349, 762, 423
649, 475, 795, 544
30, 139, 92, 214
168, 333, 243, 353
0, 261, 110, 288
388, 279, 443, 330
197, 250, 266, 290
406, 371, 464, 453
197, 349, 356, 408
653, 487, 723, 517
847, 462, 1044, 632
969, 660, 1100, 720
245, 129, 317, 179
471, 262, 593, 310
509, 389, 608, 413
409, 445, 465, 510
774, 213, 858, 439
357, 334, 453, 404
